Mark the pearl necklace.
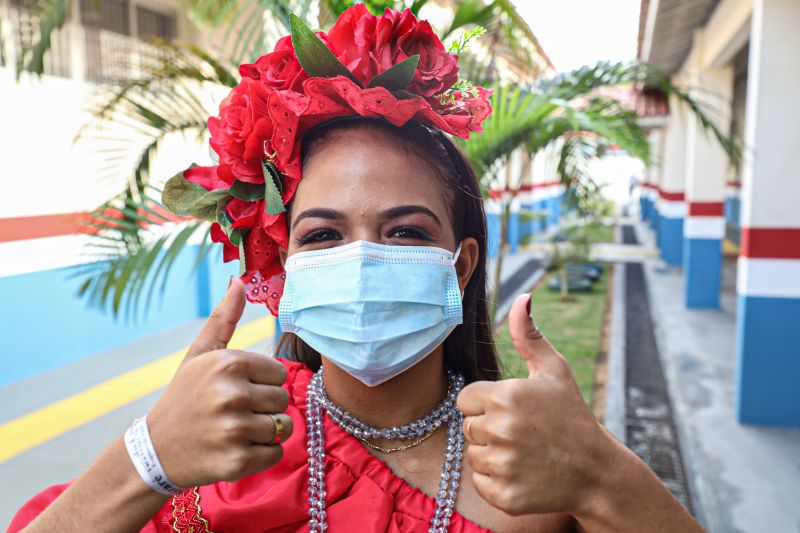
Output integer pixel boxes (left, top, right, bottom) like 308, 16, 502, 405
305, 369, 466, 533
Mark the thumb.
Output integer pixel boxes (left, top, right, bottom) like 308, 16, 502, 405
186, 276, 246, 358
508, 293, 565, 377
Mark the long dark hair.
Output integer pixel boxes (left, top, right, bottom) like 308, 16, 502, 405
276, 117, 500, 383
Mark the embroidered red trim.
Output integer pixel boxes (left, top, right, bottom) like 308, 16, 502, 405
169, 487, 213, 533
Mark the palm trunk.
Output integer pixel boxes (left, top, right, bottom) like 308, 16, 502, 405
489, 199, 510, 323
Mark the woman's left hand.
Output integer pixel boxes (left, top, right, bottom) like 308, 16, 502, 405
457, 293, 612, 517
457, 294, 703, 532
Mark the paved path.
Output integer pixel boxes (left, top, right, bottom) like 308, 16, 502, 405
606, 219, 800, 533
0, 304, 273, 527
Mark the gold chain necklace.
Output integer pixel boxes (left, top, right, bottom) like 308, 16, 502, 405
358, 426, 438, 453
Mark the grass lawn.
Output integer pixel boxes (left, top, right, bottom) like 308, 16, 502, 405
494, 268, 610, 407
584, 223, 615, 244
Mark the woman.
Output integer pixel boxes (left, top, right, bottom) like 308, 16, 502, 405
10, 6, 704, 533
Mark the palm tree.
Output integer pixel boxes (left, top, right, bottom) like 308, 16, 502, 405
457, 61, 741, 319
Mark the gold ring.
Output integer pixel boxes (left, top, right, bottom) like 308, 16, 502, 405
268, 414, 285, 445
464, 417, 474, 441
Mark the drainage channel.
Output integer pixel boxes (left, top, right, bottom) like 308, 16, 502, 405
621, 225, 694, 512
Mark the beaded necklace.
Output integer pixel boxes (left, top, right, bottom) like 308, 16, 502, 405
305, 369, 466, 533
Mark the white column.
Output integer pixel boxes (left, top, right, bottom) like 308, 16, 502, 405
736, 0, 800, 426
657, 98, 688, 265
683, 60, 734, 308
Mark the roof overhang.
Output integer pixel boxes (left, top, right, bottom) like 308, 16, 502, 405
638, 0, 721, 75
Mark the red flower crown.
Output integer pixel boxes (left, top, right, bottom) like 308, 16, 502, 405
163, 4, 493, 315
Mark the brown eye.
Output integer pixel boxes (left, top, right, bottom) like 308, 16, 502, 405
389, 226, 432, 241
297, 229, 341, 245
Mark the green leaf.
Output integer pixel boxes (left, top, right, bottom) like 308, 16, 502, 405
368, 55, 419, 91
216, 197, 234, 233
229, 179, 265, 201
162, 171, 227, 221
263, 161, 286, 215
290, 13, 360, 85
229, 227, 244, 247
239, 239, 247, 276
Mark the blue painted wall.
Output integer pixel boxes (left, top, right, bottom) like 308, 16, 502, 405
736, 295, 800, 427
0, 245, 238, 386
487, 212, 501, 259
684, 238, 722, 308
508, 212, 520, 254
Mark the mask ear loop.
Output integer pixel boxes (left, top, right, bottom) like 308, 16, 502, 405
452, 242, 465, 299
452, 242, 463, 265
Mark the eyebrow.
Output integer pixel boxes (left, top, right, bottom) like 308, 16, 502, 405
291, 204, 442, 230
291, 208, 344, 230
378, 205, 442, 227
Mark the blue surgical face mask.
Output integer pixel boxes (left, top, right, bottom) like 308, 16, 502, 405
278, 240, 463, 386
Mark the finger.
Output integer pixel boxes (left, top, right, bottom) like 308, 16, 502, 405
187, 277, 246, 358
240, 443, 284, 478
462, 415, 489, 445
246, 413, 294, 445
456, 380, 497, 417
243, 351, 288, 386
508, 293, 565, 377
248, 383, 290, 414
466, 441, 491, 475
472, 471, 501, 509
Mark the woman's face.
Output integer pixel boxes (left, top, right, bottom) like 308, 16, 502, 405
279, 126, 478, 290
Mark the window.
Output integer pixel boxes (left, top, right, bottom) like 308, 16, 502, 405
79, 0, 130, 35
136, 6, 176, 41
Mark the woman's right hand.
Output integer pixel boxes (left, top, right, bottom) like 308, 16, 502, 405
145, 277, 293, 489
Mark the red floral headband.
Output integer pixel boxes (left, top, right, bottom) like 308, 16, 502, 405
163, 4, 493, 315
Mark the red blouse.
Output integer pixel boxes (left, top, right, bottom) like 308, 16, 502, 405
9, 359, 490, 533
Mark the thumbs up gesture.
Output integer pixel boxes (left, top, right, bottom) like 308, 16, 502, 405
145, 277, 293, 489
457, 293, 615, 517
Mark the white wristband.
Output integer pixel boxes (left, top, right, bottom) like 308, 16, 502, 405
124, 416, 185, 496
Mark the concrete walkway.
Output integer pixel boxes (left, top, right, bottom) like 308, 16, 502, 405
625, 220, 800, 533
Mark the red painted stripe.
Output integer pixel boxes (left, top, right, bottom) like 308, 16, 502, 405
659, 190, 685, 202
0, 213, 86, 242
726, 180, 741, 188
740, 227, 800, 259
0, 208, 188, 243
687, 202, 725, 216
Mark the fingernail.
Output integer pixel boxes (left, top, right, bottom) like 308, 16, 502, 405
525, 294, 532, 316
227, 276, 234, 289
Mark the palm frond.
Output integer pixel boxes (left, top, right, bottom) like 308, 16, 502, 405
72, 188, 213, 319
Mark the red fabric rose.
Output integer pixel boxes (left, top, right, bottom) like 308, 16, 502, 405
184, 165, 232, 191
239, 35, 309, 92
327, 6, 458, 96
209, 77, 273, 183
210, 222, 239, 262
388, 10, 459, 97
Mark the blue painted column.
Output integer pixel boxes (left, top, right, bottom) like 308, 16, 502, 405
657, 191, 685, 266
683, 203, 725, 308
736, 229, 800, 426
734, 0, 800, 427
640, 185, 650, 222
649, 188, 659, 231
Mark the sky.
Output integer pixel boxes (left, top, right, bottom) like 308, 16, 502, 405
516, 0, 642, 73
